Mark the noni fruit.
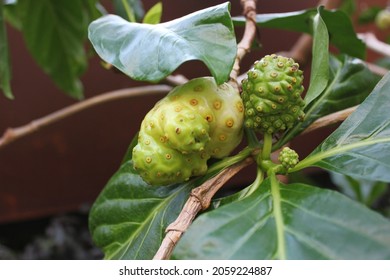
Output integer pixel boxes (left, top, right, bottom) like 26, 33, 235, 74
133, 77, 244, 185
241, 54, 305, 134
376, 9, 390, 29
278, 147, 299, 170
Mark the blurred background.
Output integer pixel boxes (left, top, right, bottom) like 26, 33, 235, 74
0, 0, 388, 259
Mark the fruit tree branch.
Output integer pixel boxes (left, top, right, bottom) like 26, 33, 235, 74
153, 157, 254, 260
358, 32, 390, 58
229, 0, 258, 90
301, 106, 357, 135
0, 85, 172, 150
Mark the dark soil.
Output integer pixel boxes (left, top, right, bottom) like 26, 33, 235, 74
0, 210, 103, 260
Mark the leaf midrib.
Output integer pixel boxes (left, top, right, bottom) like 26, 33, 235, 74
270, 174, 286, 260
290, 136, 390, 172
282, 198, 390, 246
104, 184, 189, 259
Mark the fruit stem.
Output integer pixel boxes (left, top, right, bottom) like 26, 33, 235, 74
206, 146, 253, 175
242, 166, 264, 198
245, 127, 260, 148
262, 133, 273, 160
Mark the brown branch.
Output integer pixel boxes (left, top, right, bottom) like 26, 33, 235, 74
153, 157, 254, 260
165, 74, 189, 86
358, 32, 390, 58
229, 0, 258, 90
366, 62, 389, 76
0, 85, 172, 150
301, 106, 357, 135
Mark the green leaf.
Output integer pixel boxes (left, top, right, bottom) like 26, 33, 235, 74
113, 0, 144, 22
358, 6, 382, 24
291, 72, 390, 182
83, 0, 105, 22
375, 57, 390, 70
3, 0, 22, 30
142, 2, 162, 24
120, 132, 139, 165
0, 1, 13, 99
18, 0, 91, 99
275, 55, 380, 149
339, 0, 356, 16
88, 2, 237, 84
304, 7, 329, 106
232, 8, 365, 59
89, 159, 196, 259
330, 172, 388, 207
173, 180, 390, 259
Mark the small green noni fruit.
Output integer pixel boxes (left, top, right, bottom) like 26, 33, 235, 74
241, 54, 305, 134
133, 77, 244, 185
278, 147, 299, 170
376, 9, 390, 29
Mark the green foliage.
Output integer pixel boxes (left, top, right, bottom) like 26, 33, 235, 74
232, 8, 365, 59
330, 172, 388, 207
113, 0, 144, 22
304, 7, 329, 107
292, 72, 390, 182
89, 140, 252, 259
89, 159, 194, 259
88, 2, 237, 84
142, 2, 162, 24
18, 0, 88, 98
2, 0, 103, 99
339, 0, 356, 16
173, 180, 390, 259
83, 3, 390, 260
358, 6, 382, 24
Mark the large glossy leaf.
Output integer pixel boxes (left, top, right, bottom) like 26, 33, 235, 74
304, 7, 329, 106
17, 0, 92, 99
275, 55, 380, 149
291, 73, 390, 182
173, 180, 390, 259
88, 2, 236, 84
330, 172, 388, 207
89, 159, 196, 259
0, 1, 12, 99
232, 8, 365, 59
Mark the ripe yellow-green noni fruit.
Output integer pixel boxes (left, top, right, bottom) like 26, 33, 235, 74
132, 77, 244, 185
241, 54, 305, 134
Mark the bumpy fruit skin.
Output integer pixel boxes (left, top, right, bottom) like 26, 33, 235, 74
133, 77, 244, 185
241, 54, 305, 134
278, 147, 299, 170
376, 9, 390, 30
